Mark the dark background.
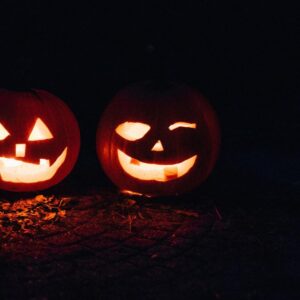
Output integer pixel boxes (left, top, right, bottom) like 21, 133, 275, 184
0, 1, 298, 196
0, 2, 299, 299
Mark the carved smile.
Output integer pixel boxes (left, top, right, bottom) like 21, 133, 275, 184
117, 149, 197, 182
0, 147, 67, 183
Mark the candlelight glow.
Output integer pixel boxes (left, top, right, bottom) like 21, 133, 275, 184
115, 122, 150, 141
0, 123, 10, 140
118, 149, 197, 181
168, 122, 197, 131
151, 140, 164, 152
0, 147, 67, 183
28, 118, 53, 141
15, 144, 26, 157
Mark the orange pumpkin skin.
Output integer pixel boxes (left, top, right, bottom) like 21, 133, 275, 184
0, 89, 80, 192
96, 81, 220, 197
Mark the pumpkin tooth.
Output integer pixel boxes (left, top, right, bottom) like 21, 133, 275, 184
130, 158, 140, 165
164, 166, 178, 179
39, 159, 50, 167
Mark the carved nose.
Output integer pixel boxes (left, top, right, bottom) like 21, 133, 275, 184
16, 144, 26, 157
151, 140, 164, 152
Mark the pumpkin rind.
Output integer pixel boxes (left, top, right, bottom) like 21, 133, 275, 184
0, 89, 80, 192
96, 81, 220, 197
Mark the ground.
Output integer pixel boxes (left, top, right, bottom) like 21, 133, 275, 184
0, 181, 298, 300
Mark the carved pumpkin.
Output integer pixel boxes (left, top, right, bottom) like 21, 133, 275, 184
0, 89, 80, 192
96, 81, 220, 196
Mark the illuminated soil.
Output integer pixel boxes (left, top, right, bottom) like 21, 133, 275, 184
0, 188, 298, 300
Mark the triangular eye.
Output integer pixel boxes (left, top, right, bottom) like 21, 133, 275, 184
0, 122, 10, 140
28, 118, 53, 141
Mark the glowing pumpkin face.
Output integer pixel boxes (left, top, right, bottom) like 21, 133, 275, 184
97, 82, 220, 197
115, 121, 198, 181
0, 89, 80, 192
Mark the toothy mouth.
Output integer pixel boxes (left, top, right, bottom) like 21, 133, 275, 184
0, 147, 67, 183
117, 149, 197, 182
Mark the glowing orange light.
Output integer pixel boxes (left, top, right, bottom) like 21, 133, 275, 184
0, 148, 67, 183
28, 118, 53, 141
118, 149, 197, 182
115, 122, 150, 141
0, 123, 10, 140
15, 144, 26, 157
151, 140, 164, 152
168, 122, 197, 131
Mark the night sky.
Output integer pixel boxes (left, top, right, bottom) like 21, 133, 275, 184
0, 1, 298, 193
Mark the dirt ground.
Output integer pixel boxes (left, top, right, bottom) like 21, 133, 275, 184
0, 179, 298, 300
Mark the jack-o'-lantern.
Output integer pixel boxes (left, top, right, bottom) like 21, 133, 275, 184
96, 81, 220, 197
0, 89, 80, 192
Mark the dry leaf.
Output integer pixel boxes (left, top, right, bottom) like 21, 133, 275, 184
43, 212, 56, 221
